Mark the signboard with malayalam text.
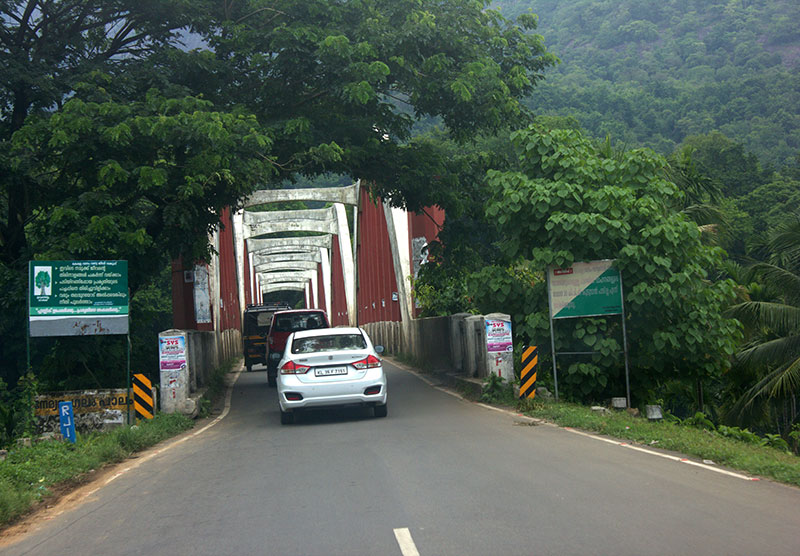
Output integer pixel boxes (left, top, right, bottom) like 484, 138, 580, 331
547, 260, 622, 320
29, 260, 128, 336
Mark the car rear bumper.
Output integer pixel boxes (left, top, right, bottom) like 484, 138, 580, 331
278, 371, 387, 412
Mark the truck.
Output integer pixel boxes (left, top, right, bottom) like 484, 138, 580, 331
242, 302, 292, 372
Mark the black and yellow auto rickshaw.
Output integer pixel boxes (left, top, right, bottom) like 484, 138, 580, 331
242, 302, 291, 371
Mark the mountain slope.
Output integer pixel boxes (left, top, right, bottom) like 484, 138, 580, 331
496, 0, 800, 166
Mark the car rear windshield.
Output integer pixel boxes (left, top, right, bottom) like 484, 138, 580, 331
291, 334, 367, 354
272, 313, 327, 333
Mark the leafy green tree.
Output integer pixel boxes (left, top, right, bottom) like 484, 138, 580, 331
1, 0, 193, 268
480, 124, 741, 404
679, 132, 770, 198
181, 0, 556, 211
2, 1, 558, 389
725, 214, 800, 436
13, 77, 274, 288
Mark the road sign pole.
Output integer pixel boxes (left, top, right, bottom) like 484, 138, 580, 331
620, 273, 631, 409
59, 401, 76, 443
127, 333, 131, 425
26, 264, 31, 373
546, 270, 559, 402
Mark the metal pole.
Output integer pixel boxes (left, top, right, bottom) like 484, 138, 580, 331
26, 263, 31, 372
546, 270, 559, 402
127, 333, 132, 425
619, 272, 631, 408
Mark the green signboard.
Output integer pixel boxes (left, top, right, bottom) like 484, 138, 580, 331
547, 260, 622, 319
29, 260, 129, 336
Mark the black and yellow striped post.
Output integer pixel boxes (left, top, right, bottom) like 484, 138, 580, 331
520, 346, 538, 399
133, 373, 154, 421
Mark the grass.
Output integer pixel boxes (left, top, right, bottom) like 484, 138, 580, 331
519, 398, 800, 487
0, 412, 193, 526
0, 356, 240, 527
197, 357, 238, 418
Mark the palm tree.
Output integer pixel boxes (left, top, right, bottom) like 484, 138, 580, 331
725, 214, 800, 439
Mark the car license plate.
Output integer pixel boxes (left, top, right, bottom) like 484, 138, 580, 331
315, 367, 347, 377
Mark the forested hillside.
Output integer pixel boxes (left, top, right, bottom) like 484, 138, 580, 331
495, 0, 800, 167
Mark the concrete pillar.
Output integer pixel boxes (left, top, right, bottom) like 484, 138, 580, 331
464, 315, 483, 377
383, 202, 413, 354
159, 330, 193, 415
483, 313, 514, 382
321, 247, 332, 319
449, 313, 471, 373
335, 203, 357, 326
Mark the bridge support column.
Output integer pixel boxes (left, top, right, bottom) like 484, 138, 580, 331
335, 203, 357, 326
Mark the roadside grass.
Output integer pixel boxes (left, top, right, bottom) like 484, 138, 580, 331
0, 357, 242, 527
0, 412, 193, 526
519, 398, 800, 487
197, 357, 237, 417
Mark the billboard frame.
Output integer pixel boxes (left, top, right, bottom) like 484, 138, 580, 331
27, 260, 133, 424
546, 260, 631, 407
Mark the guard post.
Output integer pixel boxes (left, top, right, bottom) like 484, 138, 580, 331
133, 373, 154, 421
520, 346, 538, 399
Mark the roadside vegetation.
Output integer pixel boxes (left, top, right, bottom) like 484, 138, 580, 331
472, 373, 800, 486
518, 398, 800, 488
0, 413, 193, 527
0, 357, 239, 528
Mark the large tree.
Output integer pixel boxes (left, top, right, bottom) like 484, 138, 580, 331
1, 1, 556, 386
419, 124, 742, 405
1, 0, 195, 267
180, 0, 556, 210
725, 214, 800, 438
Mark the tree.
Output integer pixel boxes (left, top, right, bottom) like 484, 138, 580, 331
725, 214, 800, 437
180, 0, 556, 210
1, 0, 194, 268
477, 125, 741, 404
1, 1, 558, 388
12, 77, 275, 286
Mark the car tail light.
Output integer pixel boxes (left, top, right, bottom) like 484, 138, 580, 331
353, 355, 381, 370
280, 360, 310, 374
284, 392, 303, 401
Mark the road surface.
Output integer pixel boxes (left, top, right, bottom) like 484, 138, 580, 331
3, 360, 799, 555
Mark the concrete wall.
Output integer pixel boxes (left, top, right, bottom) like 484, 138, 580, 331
159, 327, 241, 416
364, 313, 504, 379
183, 328, 241, 390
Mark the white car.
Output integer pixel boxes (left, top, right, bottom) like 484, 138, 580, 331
276, 327, 387, 424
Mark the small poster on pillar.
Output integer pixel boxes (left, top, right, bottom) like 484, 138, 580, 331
193, 264, 211, 324
486, 319, 513, 352
159, 335, 187, 371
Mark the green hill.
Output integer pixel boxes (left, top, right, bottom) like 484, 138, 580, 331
495, 0, 800, 167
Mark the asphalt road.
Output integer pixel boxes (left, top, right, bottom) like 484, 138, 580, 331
3, 360, 799, 556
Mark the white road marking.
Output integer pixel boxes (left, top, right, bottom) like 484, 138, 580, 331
84, 365, 244, 498
393, 528, 421, 556
388, 358, 760, 483
563, 427, 759, 481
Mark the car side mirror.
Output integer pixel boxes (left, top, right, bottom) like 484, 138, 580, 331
374, 345, 384, 354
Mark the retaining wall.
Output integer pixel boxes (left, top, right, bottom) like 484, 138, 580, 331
363, 313, 503, 378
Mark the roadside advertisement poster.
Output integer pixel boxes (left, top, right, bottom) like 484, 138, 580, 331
548, 260, 622, 319
193, 264, 212, 324
159, 335, 187, 371
28, 260, 129, 336
486, 319, 513, 352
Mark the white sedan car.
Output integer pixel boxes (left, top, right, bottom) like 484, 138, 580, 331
276, 327, 387, 424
